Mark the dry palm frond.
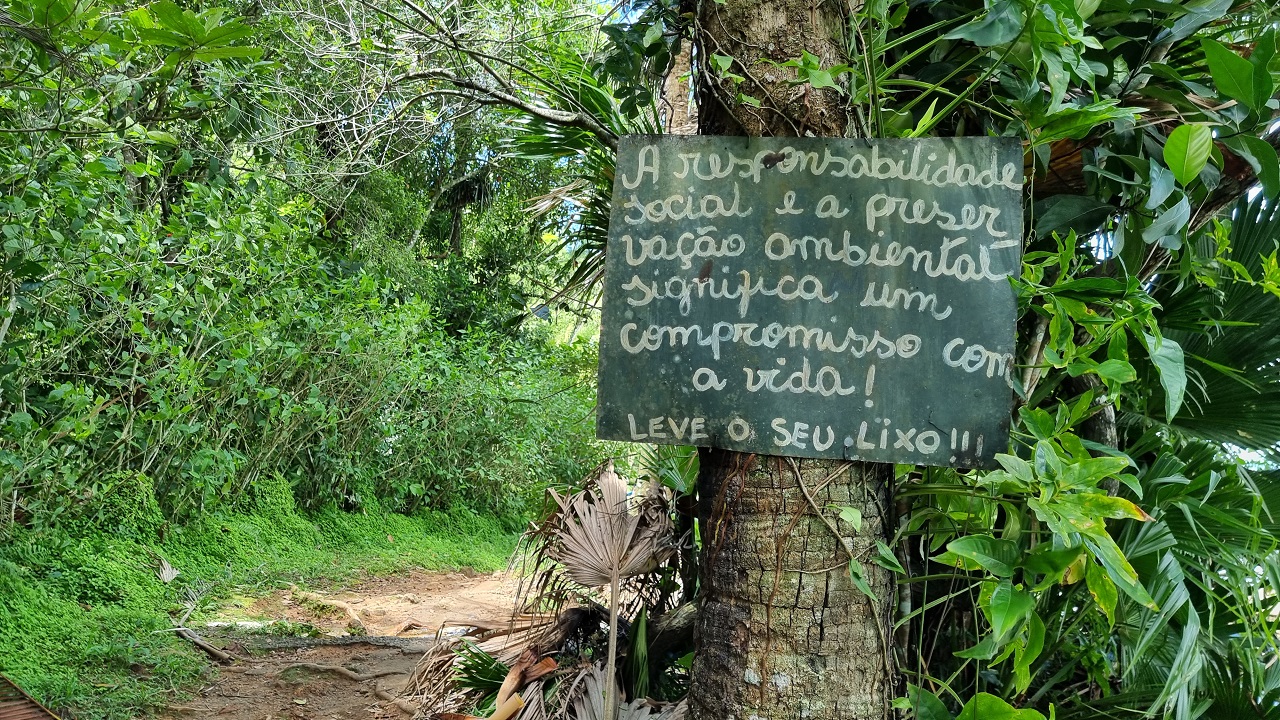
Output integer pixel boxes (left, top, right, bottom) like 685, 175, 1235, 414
496, 649, 558, 707
564, 665, 687, 720
526, 178, 590, 215
156, 557, 180, 584
406, 464, 684, 720
513, 680, 548, 720
403, 607, 598, 717
516, 462, 678, 611
542, 463, 674, 720
472, 608, 601, 665
652, 703, 686, 720
402, 636, 477, 717
548, 463, 673, 587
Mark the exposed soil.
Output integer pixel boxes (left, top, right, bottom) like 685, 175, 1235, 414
165, 571, 520, 720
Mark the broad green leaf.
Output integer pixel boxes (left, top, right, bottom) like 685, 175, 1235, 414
988, 579, 1033, 638
202, 23, 255, 47
1044, 48, 1069, 110
1052, 492, 1149, 522
151, 0, 205, 40
1022, 545, 1083, 579
995, 453, 1034, 484
193, 47, 262, 61
806, 70, 839, 91
126, 6, 156, 29
1145, 159, 1175, 210
1033, 440, 1063, 480
946, 535, 1020, 577
150, 0, 192, 34
642, 22, 663, 47
1055, 456, 1132, 492
1142, 333, 1186, 420
1013, 612, 1046, 692
137, 28, 192, 47
954, 634, 999, 659
943, 0, 1025, 46
171, 150, 193, 175
1249, 29, 1276, 109
1164, 124, 1213, 186
901, 685, 954, 720
1033, 195, 1113, 237
1019, 407, 1056, 441
1034, 100, 1141, 145
837, 505, 862, 532
1075, 0, 1102, 18
1221, 135, 1279, 199
848, 559, 878, 602
1085, 560, 1118, 625
873, 541, 906, 574
1141, 196, 1190, 249
957, 693, 1045, 720
1202, 39, 1257, 110
146, 130, 180, 146
1093, 358, 1137, 384
1157, 0, 1232, 44
1083, 535, 1158, 609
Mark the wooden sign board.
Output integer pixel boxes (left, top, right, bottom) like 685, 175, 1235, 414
596, 135, 1022, 468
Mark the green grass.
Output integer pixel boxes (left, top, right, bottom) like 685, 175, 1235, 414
0, 498, 518, 720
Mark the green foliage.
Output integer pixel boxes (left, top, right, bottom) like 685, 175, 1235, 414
0, 6, 609, 717
0, 503, 518, 718
0, 0, 609, 526
0, 166, 600, 521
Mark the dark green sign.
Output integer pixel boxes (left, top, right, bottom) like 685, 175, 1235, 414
596, 135, 1023, 468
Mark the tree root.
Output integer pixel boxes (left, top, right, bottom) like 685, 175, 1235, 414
289, 584, 366, 633
277, 663, 404, 682
374, 682, 419, 715
394, 618, 432, 635
177, 627, 243, 664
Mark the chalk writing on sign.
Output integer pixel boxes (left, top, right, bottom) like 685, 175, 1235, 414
596, 136, 1023, 468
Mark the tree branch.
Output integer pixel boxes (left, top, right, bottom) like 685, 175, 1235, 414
402, 69, 618, 149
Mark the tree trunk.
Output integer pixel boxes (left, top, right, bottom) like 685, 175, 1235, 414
688, 2, 896, 718
694, 0, 850, 138
661, 43, 697, 135
691, 451, 895, 720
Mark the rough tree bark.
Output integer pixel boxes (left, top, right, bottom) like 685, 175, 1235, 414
687, 3, 897, 718
692, 452, 895, 720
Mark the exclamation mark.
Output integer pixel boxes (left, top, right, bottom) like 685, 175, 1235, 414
863, 365, 876, 408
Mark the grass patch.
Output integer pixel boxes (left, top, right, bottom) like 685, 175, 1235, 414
0, 503, 517, 720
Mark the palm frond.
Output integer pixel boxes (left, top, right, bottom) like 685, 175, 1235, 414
549, 464, 673, 588
566, 664, 686, 720
1160, 193, 1280, 456
504, 50, 660, 308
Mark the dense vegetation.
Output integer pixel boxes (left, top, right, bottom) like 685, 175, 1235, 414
0, 0, 608, 715
3, 0, 1280, 717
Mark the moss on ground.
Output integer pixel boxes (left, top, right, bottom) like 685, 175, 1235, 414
0, 504, 517, 720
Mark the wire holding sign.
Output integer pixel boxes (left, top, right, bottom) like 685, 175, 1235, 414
596, 135, 1022, 469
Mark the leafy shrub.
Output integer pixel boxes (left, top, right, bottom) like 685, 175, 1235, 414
0, 166, 606, 527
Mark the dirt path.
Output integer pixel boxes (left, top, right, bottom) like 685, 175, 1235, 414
166, 571, 519, 720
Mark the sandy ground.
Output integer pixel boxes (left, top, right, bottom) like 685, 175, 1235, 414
165, 571, 520, 720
